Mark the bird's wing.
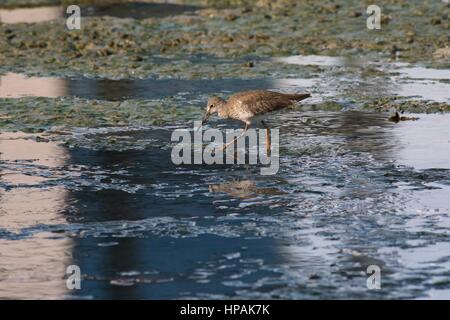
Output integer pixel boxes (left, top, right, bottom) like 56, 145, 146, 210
229, 91, 294, 115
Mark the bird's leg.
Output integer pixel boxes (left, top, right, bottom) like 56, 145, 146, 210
261, 120, 271, 155
219, 123, 249, 152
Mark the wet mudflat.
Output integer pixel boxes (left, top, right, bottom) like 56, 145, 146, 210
1, 1, 450, 300
1, 56, 449, 109
1, 1, 449, 78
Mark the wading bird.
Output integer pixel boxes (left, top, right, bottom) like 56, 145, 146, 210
201, 90, 310, 151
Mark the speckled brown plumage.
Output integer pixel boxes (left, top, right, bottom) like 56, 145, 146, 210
201, 90, 310, 151
204, 90, 310, 125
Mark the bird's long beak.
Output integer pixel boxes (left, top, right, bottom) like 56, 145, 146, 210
196, 112, 210, 132
201, 113, 210, 125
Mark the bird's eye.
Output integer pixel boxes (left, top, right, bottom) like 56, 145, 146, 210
209, 105, 213, 108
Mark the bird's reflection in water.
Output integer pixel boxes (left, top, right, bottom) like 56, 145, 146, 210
209, 179, 286, 199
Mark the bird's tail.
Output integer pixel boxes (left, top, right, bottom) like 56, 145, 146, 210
286, 93, 311, 101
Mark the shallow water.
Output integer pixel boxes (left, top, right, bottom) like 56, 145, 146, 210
2, 54, 449, 104
275, 55, 450, 103
0, 6, 61, 24
0, 3, 199, 24
0, 3, 449, 298
0, 72, 316, 101
1, 109, 449, 299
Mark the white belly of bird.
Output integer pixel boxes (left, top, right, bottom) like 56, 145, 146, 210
249, 114, 268, 125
